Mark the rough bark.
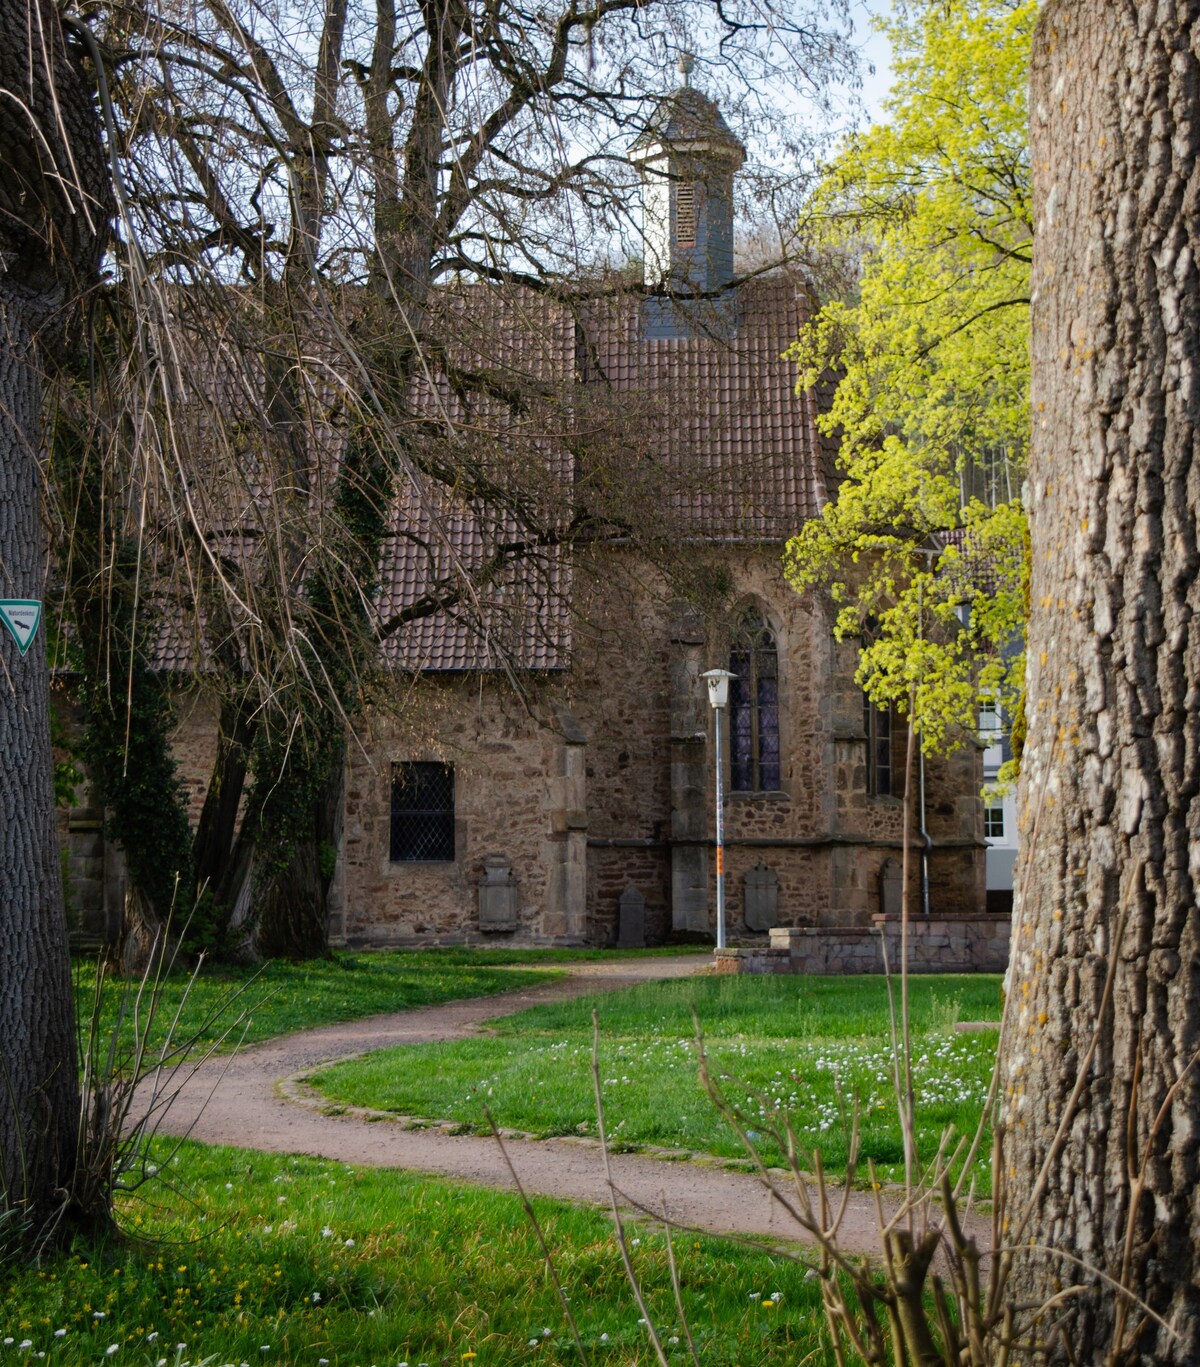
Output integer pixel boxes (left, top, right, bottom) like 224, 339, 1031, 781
0, 290, 81, 1245
1, 0, 112, 1243
1000, 4, 1200, 1362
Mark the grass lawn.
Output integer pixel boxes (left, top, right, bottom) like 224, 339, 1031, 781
308, 975, 1002, 1187
1, 1140, 830, 1366
73, 948, 699, 1058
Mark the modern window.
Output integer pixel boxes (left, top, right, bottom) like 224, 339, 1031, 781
864, 693, 893, 797
390, 762, 455, 862
729, 614, 781, 792
984, 801, 1006, 840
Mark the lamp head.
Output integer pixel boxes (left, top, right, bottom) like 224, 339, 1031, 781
701, 667, 737, 710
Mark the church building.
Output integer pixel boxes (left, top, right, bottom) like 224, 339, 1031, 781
60, 76, 987, 952
322, 76, 986, 948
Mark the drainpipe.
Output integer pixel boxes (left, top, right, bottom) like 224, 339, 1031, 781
918, 744, 932, 917
915, 553, 934, 918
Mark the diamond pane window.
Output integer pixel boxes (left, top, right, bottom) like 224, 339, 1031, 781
390, 762, 455, 862
729, 614, 781, 793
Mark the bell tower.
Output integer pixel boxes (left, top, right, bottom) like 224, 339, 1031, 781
628, 56, 746, 299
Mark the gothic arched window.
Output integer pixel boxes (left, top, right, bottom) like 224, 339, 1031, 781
729, 614, 781, 792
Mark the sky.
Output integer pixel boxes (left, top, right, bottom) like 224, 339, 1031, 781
853, 0, 895, 125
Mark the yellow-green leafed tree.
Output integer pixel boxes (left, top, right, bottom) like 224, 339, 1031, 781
785, 0, 1034, 758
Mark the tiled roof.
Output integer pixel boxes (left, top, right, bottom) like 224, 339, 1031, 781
147, 274, 825, 673
629, 86, 745, 160
578, 276, 826, 538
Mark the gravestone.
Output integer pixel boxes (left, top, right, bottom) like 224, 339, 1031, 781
618, 886, 646, 948
743, 864, 779, 932
479, 853, 518, 932
880, 857, 904, 917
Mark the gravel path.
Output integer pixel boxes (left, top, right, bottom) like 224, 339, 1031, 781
153, 955, 986, 1258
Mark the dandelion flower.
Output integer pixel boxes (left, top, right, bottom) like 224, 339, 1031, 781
344, 1239, 354, 1248
53, 1331, 66, 1339
106, 1346, 119, 1357
599, 1334, 609, 1344
541, 1330, 550, 1339
3, 1338, 13, 1346
19, 1341, 32, 1351
527, 1341, 538, 1349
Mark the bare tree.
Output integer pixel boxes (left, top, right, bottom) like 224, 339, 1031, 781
1000, 3, 1200, 1361
53, 0, 859, 956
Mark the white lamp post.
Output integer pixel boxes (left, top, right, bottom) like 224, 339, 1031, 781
701, 668, 737, 950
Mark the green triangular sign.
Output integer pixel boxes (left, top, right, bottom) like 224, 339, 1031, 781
0, 600, 42, 656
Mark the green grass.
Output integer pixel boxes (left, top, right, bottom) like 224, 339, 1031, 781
1, 1141, 832, 1366
309, 975, 1002, 1187
73, 949, 574, 1058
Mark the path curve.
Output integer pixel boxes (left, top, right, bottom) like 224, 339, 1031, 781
153, 956, 985, 1257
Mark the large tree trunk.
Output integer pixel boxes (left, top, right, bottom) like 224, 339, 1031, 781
1000, 4, 1200, 1362
1, 0, 112, 1247
0, 289, 80, 1245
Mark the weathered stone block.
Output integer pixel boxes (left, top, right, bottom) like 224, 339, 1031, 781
479, 853, 518, 932
618, 886, 646, 948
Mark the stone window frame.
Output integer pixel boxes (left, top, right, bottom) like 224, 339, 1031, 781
389, 761, 456, 862
728, 605, 783, 795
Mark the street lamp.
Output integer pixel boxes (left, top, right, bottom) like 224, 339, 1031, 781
701, 668, 736, 950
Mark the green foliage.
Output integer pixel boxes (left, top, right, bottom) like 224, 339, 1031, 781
786, 0, 1035, 754
49, 701, 83, 810
48, 381, 198, 941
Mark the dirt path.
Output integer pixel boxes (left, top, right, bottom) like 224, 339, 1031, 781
154, 955, 986, 1257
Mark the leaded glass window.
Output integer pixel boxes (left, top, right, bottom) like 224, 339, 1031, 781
863, 694, 892, 797
729, 615, 781, 792
390, 762, 455, 862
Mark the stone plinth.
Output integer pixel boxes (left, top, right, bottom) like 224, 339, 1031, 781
712, 915, 1011, 975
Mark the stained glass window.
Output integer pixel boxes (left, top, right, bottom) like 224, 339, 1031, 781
729, 615, 781, 792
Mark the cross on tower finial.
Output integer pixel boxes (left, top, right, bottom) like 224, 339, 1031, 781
677, 52, 694, 86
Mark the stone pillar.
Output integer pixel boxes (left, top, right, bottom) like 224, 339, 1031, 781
668, 606, 710, 933
541, 705, 588, 942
